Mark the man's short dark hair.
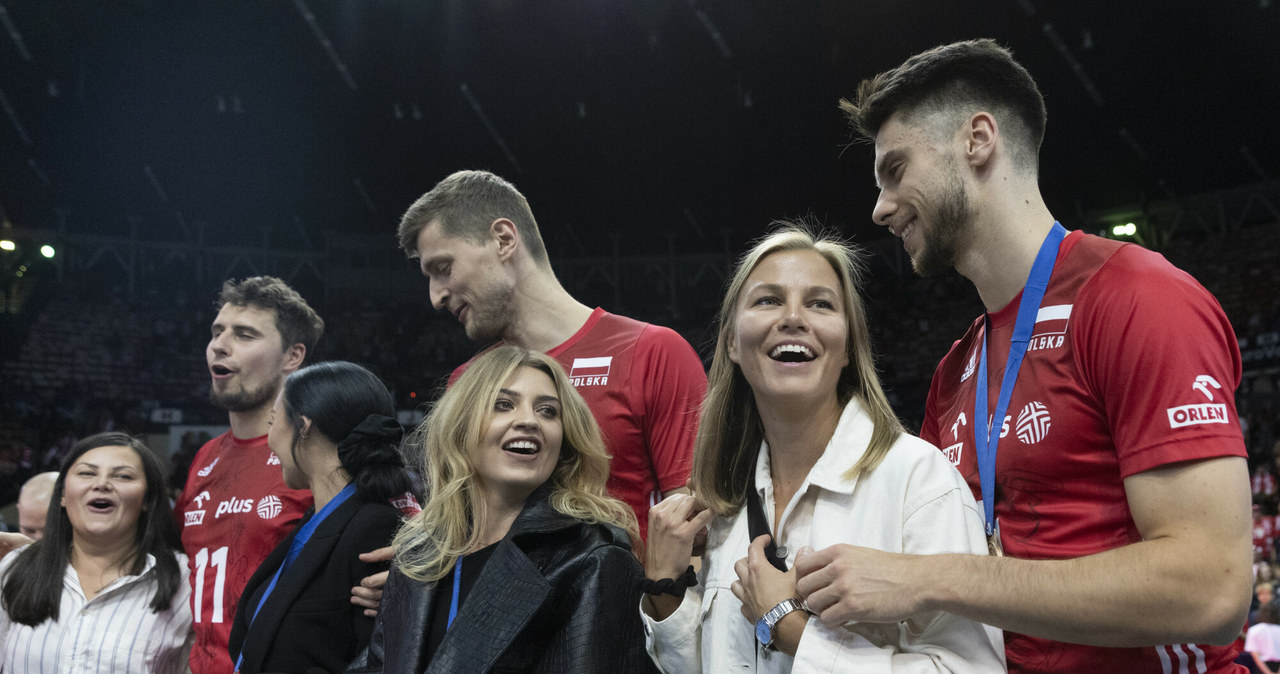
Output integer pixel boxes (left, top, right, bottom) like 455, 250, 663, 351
840, 38, 1048, 171
397, 170, 549, 266
216, 276, 324, 354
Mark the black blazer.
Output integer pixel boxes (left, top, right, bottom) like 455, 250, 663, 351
229, 496, 402, 674
347, 487, 658, 674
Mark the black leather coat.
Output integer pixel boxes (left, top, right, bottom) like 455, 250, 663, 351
347, 487, 659, 674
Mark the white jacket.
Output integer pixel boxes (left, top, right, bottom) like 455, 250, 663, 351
642, 398, 1005, 673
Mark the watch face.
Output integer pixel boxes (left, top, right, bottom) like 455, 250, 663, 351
755, 617, 772, 646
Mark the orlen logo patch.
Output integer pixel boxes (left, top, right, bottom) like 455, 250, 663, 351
1015, 401, 1051, 444
942, 442, 964, 466
1167, 404, 1228, 429
184, 510, 206, 527
257, 495, 283, 519
569, 357, 611, 387
267, 454, 281, 466
1167, 375, 1229, 429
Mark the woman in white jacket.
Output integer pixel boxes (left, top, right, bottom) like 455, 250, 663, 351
641, 223, 1004, 673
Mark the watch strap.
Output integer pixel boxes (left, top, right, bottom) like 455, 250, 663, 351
758, 597, 806, 650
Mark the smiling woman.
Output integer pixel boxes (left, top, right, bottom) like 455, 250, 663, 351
0, 432, 193, 674
348, 345, 657, 673
641, 222, 1005, 672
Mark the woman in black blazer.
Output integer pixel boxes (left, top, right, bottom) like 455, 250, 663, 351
348, 345, 657, 673
229, 361, 414, 674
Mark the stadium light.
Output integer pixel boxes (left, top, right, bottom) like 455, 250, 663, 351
0, 240, 13, 251
1111, 222, 1137, 237
40, 245, 54, 258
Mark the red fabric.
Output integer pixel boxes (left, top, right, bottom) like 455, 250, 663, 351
922, 231, 1246, 673
452, 308, 706, 540
1257, 516, 1278, 559
174, 431, 312, 674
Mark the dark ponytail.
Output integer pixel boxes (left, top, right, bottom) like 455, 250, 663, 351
336, 414, 412, 503
282, 361, 413, 504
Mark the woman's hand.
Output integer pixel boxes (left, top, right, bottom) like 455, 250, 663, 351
732, 534, 808, 656
646, 492, 713, 579
644, 492, 714, 620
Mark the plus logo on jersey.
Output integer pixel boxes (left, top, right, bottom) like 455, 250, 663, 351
1168, 375, 1229, 429
257, 495, 283, 519
214, 497, 253, 519
197, 457, 220, 477
569, 357, 612, 387
267, 453, 281, 466
1015, 401, 1052, 444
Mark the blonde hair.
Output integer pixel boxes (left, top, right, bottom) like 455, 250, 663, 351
393, 345, 638, 582
691, 221, 904, 515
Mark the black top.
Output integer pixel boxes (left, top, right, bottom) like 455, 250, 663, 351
423, 542, 500, 663
347, 484, 659, 673
227, 498, 401, 674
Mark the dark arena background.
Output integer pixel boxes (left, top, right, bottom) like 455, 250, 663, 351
0, 1, 1277, 515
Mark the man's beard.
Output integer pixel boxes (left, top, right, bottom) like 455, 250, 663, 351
463, 280, 517, 343
911, 159, 971, 278
208, 380, 277, 412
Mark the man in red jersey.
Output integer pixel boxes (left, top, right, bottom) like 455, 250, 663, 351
175, 276, 323, 674
399, 170, 707, 541
350, 170, 706, 613
794, 39, 1251, 673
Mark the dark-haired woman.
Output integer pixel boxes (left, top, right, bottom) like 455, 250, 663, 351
228, 361, 413, 673
0, 432, 193, 673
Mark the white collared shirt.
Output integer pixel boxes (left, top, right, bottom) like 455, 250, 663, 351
642, 398, 1006, 673
0, 547, 194, 674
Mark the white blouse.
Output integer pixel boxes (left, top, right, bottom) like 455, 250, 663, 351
642, 398, 1006, 673
0, 547, 194, 674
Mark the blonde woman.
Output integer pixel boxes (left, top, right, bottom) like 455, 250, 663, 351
348, 345, 657, 673
641, 224, 1004, 672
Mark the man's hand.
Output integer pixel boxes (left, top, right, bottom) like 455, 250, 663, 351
0, 532, 33, 558
352, 546, 393, 617
794, 544, 924, 627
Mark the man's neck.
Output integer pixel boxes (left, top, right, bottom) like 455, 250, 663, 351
954, 188, 1057, 313
227, 403, 272, 440
503, 270, 594, 353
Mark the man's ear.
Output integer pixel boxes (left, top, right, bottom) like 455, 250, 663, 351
490, 218, 519, 262
283, 343, 306, 372
963, 111, 998, 168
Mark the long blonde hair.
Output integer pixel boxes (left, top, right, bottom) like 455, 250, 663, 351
393, 345, 638, 582
691, 221, 904, 515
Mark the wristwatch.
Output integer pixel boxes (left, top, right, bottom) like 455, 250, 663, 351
754, 597, 806, 651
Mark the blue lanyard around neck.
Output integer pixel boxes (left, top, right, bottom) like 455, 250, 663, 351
234, 483, 357, 673
974, 222, 1067, 537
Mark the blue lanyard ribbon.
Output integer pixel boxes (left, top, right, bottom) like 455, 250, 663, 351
447, 556, 462, 629
234, 483, 357, 672
975, 222, 1067, 537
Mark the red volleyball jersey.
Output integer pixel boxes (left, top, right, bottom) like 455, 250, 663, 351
175, 431, 312, 674
922, 231, 1246, 673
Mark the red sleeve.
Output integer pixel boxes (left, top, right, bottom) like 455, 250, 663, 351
1074, 244, 1245, 477
635, 325, 707, 493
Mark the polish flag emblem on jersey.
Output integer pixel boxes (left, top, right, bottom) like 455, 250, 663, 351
569, 357, 612, 387
1027, 304, 1072, 352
